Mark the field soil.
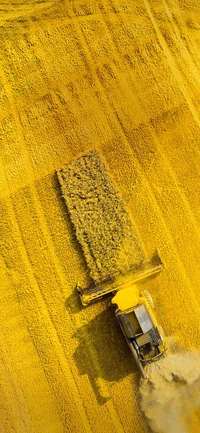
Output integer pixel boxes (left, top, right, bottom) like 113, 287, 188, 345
1, 1, 200, 433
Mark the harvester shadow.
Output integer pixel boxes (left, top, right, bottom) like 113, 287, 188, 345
73, 307, 140, 405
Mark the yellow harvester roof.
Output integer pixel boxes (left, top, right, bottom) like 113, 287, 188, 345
111, 287, 140, 311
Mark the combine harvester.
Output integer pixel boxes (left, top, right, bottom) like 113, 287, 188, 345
77, 251, 166, 379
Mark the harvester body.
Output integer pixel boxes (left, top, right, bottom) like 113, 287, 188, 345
112, 287, 165, 379
77, 252, 165, 379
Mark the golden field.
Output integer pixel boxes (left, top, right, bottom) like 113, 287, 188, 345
1, 1, 200, 432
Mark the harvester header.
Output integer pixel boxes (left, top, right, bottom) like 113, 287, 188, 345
77, 251, 164, 306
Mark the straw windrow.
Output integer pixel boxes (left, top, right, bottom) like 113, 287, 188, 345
57, 149, 144, 281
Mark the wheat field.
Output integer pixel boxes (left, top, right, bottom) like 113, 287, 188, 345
1, 1, 200, 432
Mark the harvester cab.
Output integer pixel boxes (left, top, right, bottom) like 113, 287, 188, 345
77, 251, 166, 379
111, 286, 165, 379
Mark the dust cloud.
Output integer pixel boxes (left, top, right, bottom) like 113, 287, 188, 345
139, 344, 200, 433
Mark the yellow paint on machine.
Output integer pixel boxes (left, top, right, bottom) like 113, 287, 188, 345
0, 1, 200, 433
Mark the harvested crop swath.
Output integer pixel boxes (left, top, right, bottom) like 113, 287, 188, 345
57, 149, 144, 281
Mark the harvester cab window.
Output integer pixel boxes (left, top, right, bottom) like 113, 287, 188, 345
134, 305, 153, 333
118, 311, 142, 338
